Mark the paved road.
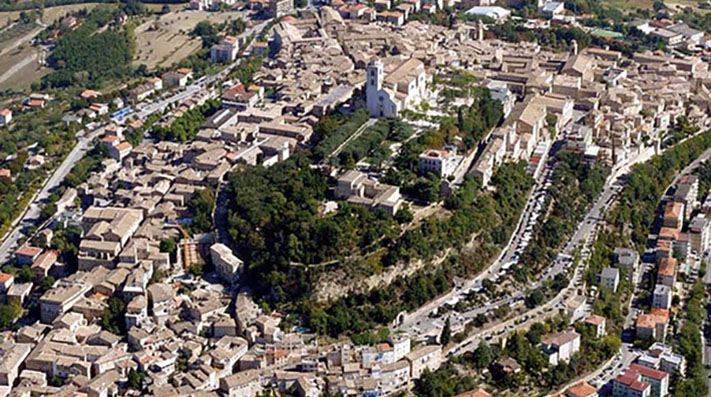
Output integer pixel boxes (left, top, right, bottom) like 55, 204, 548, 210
0, 127, 105, 263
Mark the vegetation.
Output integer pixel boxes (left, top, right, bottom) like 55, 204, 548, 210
187, 187, 216, 235
225, 159, 533, 337
336, 118, 414, 168
673, 281, 707, 397
43, 6, 136, 89
100, 297, 127, 335
515, 150, 609, 281
311, 109, 371, 162
153, 99, 221, 142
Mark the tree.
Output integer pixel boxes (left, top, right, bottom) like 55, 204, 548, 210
127, 369, 145, 390
40, 276, 56, 292
100, 297, 126, 335
472, 341, 495, 369
440, 316, 452, 345
160, 4, 171, 14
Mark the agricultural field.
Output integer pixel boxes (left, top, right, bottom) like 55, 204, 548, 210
0, 46, 48, 90
134, 10, 247, 70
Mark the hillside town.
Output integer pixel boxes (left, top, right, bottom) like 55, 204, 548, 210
1, 0, 711, 395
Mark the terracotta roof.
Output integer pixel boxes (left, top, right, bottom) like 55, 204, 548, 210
0, 109, 11, 116
565, 381, 597, 397
663, 201, 683, 221
0, 168, 10, 177
658, 257, 677, 277
454, 388, 491, 397
0, 272, 13, 283
16, 246, 42, 258
584, 314, 605, 326
629, 363, 668, 381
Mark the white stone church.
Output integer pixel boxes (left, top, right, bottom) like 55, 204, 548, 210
366, 57, 428, 118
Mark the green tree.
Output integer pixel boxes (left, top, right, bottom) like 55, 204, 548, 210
440, 317, 452, 345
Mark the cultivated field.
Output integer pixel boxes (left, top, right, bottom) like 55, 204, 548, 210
134, 9, 247, 70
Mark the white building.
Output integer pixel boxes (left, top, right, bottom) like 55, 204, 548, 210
405, 345, 442, 379
652, 284, 672, 310
388, 333, 411, 362
0, 109, 11, 126
366, 57, 427, 118
464, 6, 511, 21
541, 330, 580, 366
210, 243, 243, 285
599, 267, 620, 292
418, 148, 460, 178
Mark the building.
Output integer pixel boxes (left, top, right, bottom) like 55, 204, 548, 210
662, 202, 684, 230
40, 284, 91, 323
541, 330, 580, 365
388, 333, 411, 362
584, 314, 606, 338
210, 243, 243, 284
565, 381, 598, 397
405, 345, 442, 379
268, 0, 293, 17
454, 389, 491, 397
637, 343, 686, 376
673, 175, 698, 221
599, 267, 620, 292
0, 342, 32, 387
418, 148, 460, 178
15, 245, 42, 265
652, 284, 672, 310
366, 57, 427, 118
335, 170, 404, 215
688, 214, 710, 254
0, 109, 12, 126
464, 6, 511, 20
211, 36, 240, 63
657, 257, 676, 288
613, 364, 669, 397
162, 69, 193, 88
614, 247, 640, 283
636, 309, 669, 342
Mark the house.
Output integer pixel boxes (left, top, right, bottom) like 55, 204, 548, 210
388, 333, 411, 362
0, 109, 12, 126
565, 381, 598, 397
637, 343, 686, 376
636, 309, 669, 342
0, 168, 10, 181
541, 330, 580, 365
540, 0, 565, 15
15, 245, 43, 265
688, 214, 710, 254
211, 36, 240, 63
335, 170, 404, 215
220, 369, 262, 397
40, 284, 91, 323
0, 343, 32, 387
454, 388, 491, 397
268, 0, 293, 17
419, 148, 460, 178
599, 267, 620, 292
657, 257, 676, 288
31, 250, 58, 280
162, 69, 192, 88
662, 202, 684, 230
584, 314, 606, 338
405, 345, 442, 379
366, 57, 428, 118
0, 272, 13, 294
613, 364, 669, 397
652, 284, 672, 310
108, 142, 133, 162
494, 357, 522, 374
673, 175, 698, 221
210, 243, 243, 285
614, 247, 640, 283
